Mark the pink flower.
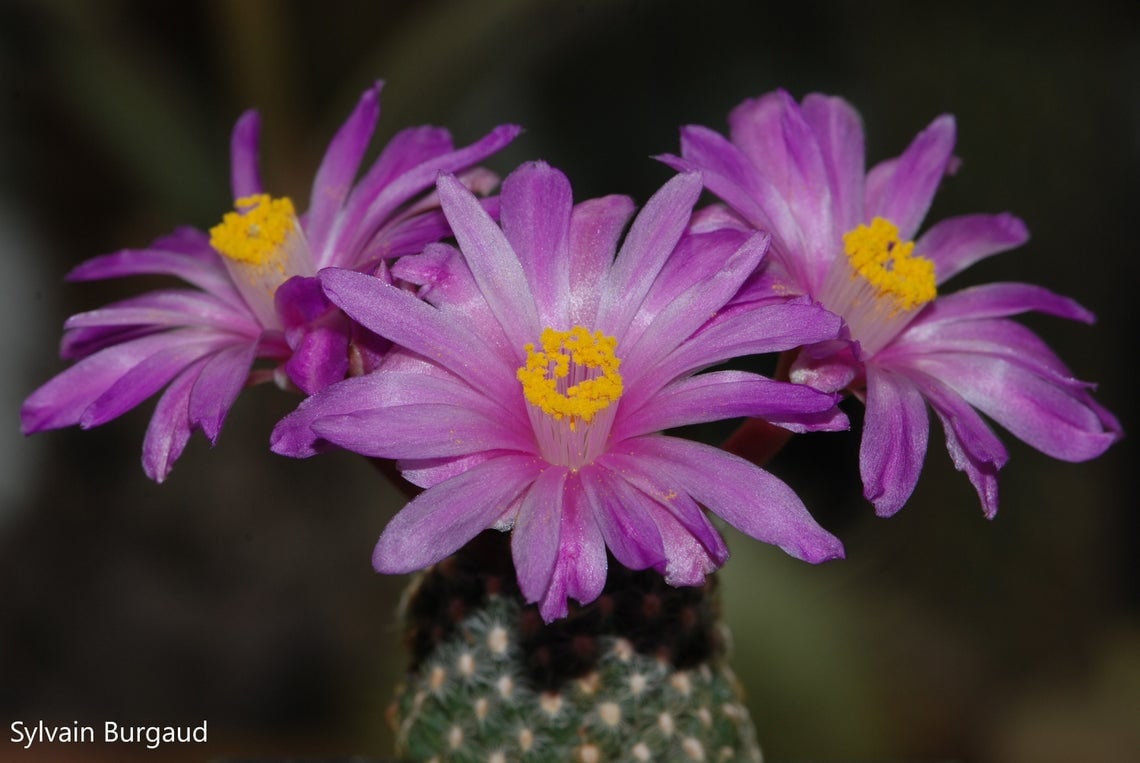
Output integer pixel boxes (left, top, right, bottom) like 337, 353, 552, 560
662, 89, 1121, 516
22, 82, 519, 481
272, 162, 847, 621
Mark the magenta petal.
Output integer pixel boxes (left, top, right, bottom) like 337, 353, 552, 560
372, 454, 544, 574
630, 300, 842, 409
80, 335, 233, 428
230, 110, 263, 199
22, 332, 218, 433
331, 124, 522, 268
869, 114, 956, 240
886, 317, 1080, 384
898, 282, 1095, 327
860, 365, 930, 517
141, 357, 206, 483
271, 372, 397, 458
511, 467, 567, 609
728, 91, 836, 279
907, 353, 1120, 462
626, 436, 843, 563
436, 173, 539, 351
621, 231, 770, 379
356, 125, 455, 201
392, 244, 514, 365
579, 465, 666, 573
800, 93, 865, 233
598, 171, 702, 338
312, 402, 533, 460
915, 213, 1029, 283
272, 369, 523, 458
63, 289, 260, 335
398, 451, 509, 490
903, 368, 1009, 518
669, 127, 799, 251
615, 370, 844, 441
67, 244, 240, 303
624, 228, 756, 351
567, 195, 636, 327
319, 267, 514, 397
188, 340, 257, 442
536, 473, 608, 622
500, 161, 573, 329
305, 83, 381, 258
283, 324, 350, 395
600, 446, 729, 567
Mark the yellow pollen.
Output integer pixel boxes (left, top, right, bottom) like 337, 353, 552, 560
842, 216, 936, 312
209, 194, 297, 266
516, 326, 623, 431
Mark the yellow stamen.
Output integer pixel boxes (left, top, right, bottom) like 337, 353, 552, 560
517, 326, 623, 431
209, 194, 298, 267
843, 217, 936, 312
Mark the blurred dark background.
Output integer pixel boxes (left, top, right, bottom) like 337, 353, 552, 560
1, 1, 1136, 761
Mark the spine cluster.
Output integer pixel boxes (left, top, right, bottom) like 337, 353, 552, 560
390, 532, 762, 762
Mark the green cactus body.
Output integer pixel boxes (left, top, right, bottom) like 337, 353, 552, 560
390, 533, 762, 762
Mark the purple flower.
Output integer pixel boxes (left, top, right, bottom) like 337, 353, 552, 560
661, 89, 1121, 517
21, 82, 519, 482
272, 161, 848, 621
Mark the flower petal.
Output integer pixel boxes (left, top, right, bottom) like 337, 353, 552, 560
79, 334, 237, 428
614, 370, 844, 441
21, 331, 226, 433
867, 114, 956, 240
885, 316, 1082, 384
311, 401, 534, 460
230, 110, 263, 199
535, 472, 608, 622
621, 230, 770, 379
500, 161, 573, 329
616, 436, 843, 563
665, 126, 816, 291
579, 464, 666, 573
597, 171, 702, 339
393, 243, 515, 366
372, 453, 544, 574
860, 365, 930, 517
906, 353, 1120, 462
567, 195, 636, 327
511, 467, 567, 609
305, 83, 381, 260
67, 239, 240, 303
728, 90, 836, 282
595, 450, 728, 584
188, 340, 258, 442
329, 124, 522, 268
898, 282, 1094, 327
915, 213, 1029, 283
271, 369, 523, 458
899, 367, 1009, 518
436, 172, 540, 351
318, 267, 515, 397
629, 300, 842, 410
141, 356, 208, 483
800, 92, 865, 233
63, 289, 260, 335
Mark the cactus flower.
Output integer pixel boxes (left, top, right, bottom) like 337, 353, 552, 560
21, 82, 519, 481
662, 90, 1121, 517
272, 161, 848, 622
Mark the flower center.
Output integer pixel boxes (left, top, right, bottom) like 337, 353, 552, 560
842, 217, 936, 312
208, 194, 314, 328
819, 216, 937, 356
516, 326, 623, 468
